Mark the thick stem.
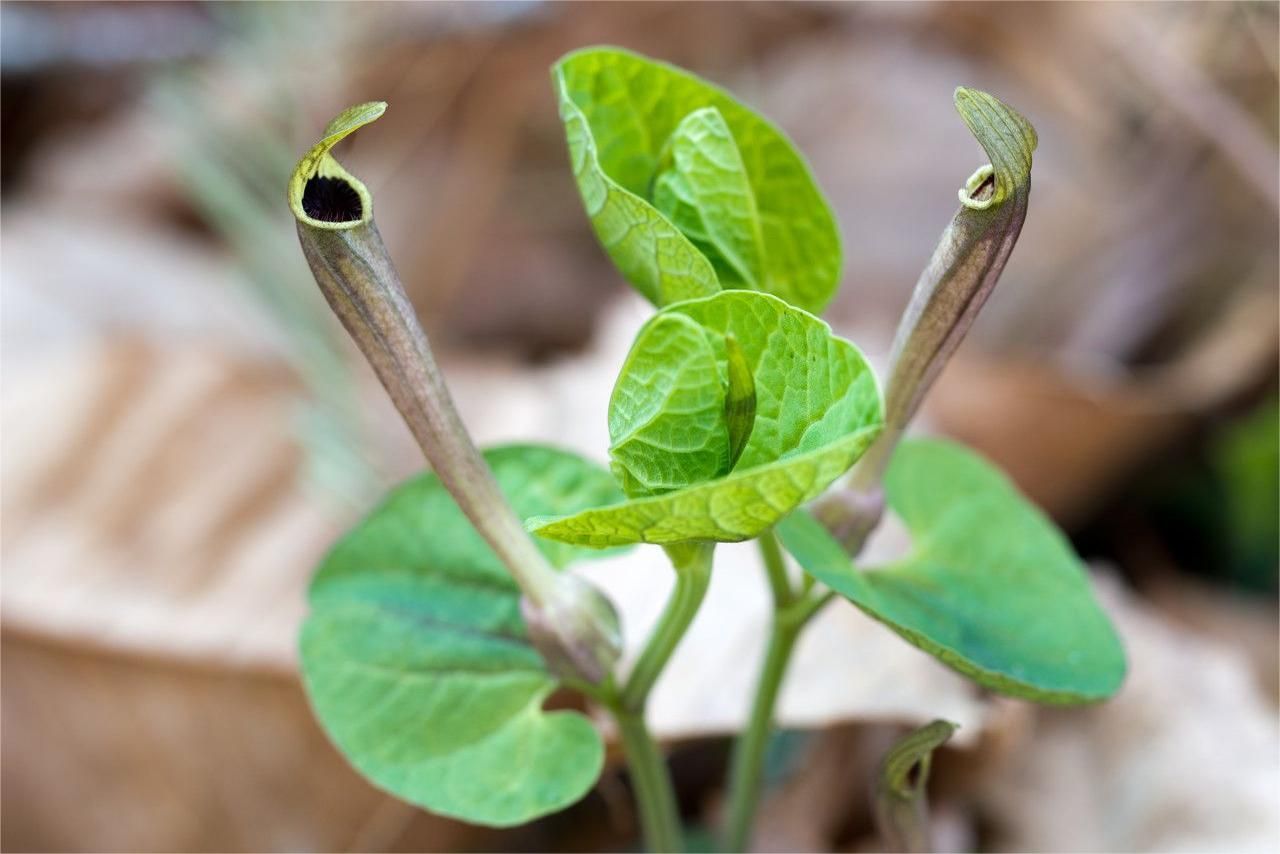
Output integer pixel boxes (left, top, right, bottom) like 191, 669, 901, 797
616, 708, 685, 853
813, 475, 887, 556
719, 529, 803, 850
298, 223, 550, 592
720, 536, 848, 850
296, 220, 620, 683
721, 585, 834, 852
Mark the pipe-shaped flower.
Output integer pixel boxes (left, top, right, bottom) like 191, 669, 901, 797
288, 101, 385, 229
819, 87, 1038, 550
885, 86, 1038, 444
288, 102, 621, 684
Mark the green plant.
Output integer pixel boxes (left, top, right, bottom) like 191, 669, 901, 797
288, 47, 1126, 853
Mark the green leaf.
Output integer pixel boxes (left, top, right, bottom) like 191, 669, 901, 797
777, 439, 1126, 703
529, 291, 883, 547
555, 64, 719, 307
651, 107, 765, 290
300, 445, 623, 826
553, 47, 842, 314
607, 312, 729, 496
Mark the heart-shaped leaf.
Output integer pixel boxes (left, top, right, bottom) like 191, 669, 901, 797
529, 291, 882, 547
553, 47, 842, 314
777, 439, 1127, 703
300, 445, 624, 826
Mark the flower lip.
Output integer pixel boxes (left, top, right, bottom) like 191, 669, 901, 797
958, 164, 998, 210
288, 100, 386, 230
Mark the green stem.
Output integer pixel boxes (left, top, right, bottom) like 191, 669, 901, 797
610, 542, 714, 852
757, 529, 794, 607
615, 708, 684, 853
621, 543, 714, 712
723, 611, 803, 852
722, 537, 835, 854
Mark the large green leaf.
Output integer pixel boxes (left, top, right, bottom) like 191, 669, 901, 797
300, 445, 623, 826
777, 439, 1127, 703
529, 291, 883, 547
553, 47, 842, 314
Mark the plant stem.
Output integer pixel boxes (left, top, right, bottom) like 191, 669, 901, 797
721, 532, 847, 851
720, 529, 807, 850
722, 608, 803, 852
723, 528, 842, 851
722, 579, 833, 852
757, 529, 794, 607
621, 543, 715, 712
609, 542, 714, 852
295, 218, 621, 684
615, 708, 685, 853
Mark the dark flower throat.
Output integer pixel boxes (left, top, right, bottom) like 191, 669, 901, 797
302, 176, 363, 223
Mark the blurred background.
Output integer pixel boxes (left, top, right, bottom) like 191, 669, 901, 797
2, 2, 1277, 851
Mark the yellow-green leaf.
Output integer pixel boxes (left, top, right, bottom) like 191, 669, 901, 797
607, 312, 729, 496
529, 291, 883, 547
652, 107, 765, 290
553, 47, 842, 313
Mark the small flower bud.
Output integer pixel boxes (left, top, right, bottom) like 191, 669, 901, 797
723, 335, 757, 473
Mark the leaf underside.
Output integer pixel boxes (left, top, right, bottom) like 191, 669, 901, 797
777, 439, 1127, 703
531, 291, 883, 547
301, 445, 623, 826
554, 47, 842, 313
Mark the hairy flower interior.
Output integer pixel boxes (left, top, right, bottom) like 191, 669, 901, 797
302, 175, 364, 223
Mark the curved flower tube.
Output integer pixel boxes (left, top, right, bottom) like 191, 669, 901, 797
819, 86, 1038, 550
288, 102, 621, 684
